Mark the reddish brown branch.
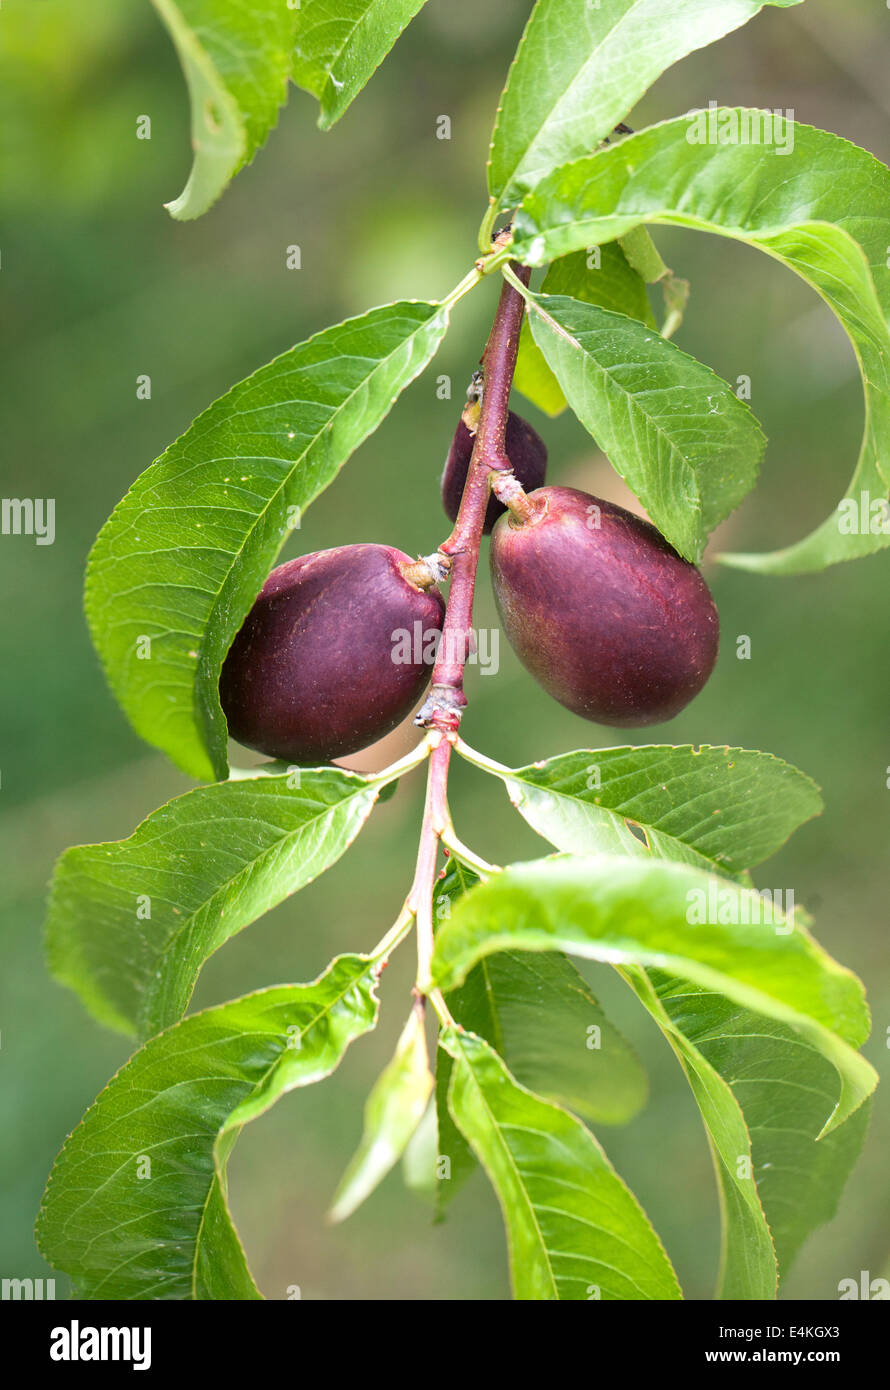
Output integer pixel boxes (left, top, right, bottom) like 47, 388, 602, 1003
417, 262, 532, 733
410, 264, 529, 999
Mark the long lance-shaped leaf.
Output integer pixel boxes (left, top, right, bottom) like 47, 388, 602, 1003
86, 301, 450, 781
626, 967, 870, 1298
432, 861, 486, 1215
513, 242, 655, 417
625, 965, 775, 1299
509, 113, 890, 573
520, 289, 765, 560
431, 856, 877, 1133
432, 858, 648, 1219
440, 1029, 681, 1301
487, 0, 801, 208
47, 758, 413, 1039
151, 0, 298, 220
460, 743, 857, 1297
457, 742, 822, 877
328, 1009, 433, 1223
458, 744, 857, 1294
36, 958, 380, 1300
293, 0, 430, 131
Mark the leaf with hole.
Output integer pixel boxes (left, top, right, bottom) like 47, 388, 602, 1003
151, 0, 298, 219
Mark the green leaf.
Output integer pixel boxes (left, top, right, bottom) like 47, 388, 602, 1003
487, 0, 801, 207
440, 1029, 681, 1300
446, 747, 852, 1296
36, 957, 380, 1299
293, 0, 430, 130
433, 1071, 476, 1216
329, 1009, 433, 1222
431, 856, 877, 1133
523, 290, 765, 561
513, 242, 655, 417
661, 974, 872, 1284
447, 951, 649, 1126
619, 225, 672, 286
436, 861, 647, 1124
619, 226, 691, 338
510, 113, 890, 572
432, 864, 483, 1215
86, 301, 450, 781
432, 859, 648, 1218
627, 967, 869, 1297
400, 1096, 439, 1199
512, 322, 569, 419
151, 0, 298, 220
47, 762, 403, 1039
627, 965, 774, 1298
460, 742, 822, 876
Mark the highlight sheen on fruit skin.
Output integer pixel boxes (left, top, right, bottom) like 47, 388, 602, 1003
220, 544, 445, 763
441, 409, 548, 534
490, 486, 719, 727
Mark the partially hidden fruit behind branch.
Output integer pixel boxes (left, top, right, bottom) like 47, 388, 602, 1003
490, 486, 719, 727
220, 544, 445, 763
441, 409, 547, 534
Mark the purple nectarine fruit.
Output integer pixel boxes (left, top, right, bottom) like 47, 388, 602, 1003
221, 544, 445, 762
441, 410, 547, 534
489, 487, 718, 726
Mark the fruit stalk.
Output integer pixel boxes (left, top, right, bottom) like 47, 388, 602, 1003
419, 260, 532, 732
489, 469, 539, 524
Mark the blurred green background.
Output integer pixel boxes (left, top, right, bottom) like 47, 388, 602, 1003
2, 0, 889, 1300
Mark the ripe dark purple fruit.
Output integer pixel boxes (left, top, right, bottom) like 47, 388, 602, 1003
489, 486, 719, 727
220, 544, 445, 763
441, 409, 547, 534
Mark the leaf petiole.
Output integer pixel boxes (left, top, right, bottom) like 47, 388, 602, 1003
442, 265, 484, 310
453, 736, 512, 778
477, 200, 499, 253
370, 734, 434, 785
370, 902, 417, 965
440, 828, 499, 879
